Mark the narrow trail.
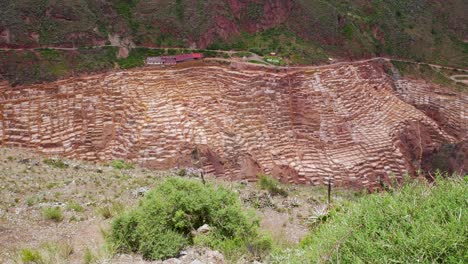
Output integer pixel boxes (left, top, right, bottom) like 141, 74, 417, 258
207, 57, 468, 73
450, 75, 468, 85
0, 45, 237, 54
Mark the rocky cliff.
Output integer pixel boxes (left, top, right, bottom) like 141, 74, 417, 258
0, 60, 466, 188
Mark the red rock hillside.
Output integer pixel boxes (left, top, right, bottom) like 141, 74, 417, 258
0, 60, 466, 188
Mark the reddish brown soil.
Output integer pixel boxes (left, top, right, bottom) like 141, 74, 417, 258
0, 61, 466, 189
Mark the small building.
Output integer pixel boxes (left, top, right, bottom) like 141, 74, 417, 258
146, 57, 163, 65
146, 53, 204, 66
160, 56, 177, 65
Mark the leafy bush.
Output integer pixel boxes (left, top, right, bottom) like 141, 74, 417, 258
42, 207, 64, 222
109, 177, 265, 260
271, 175, 467, 263
110, 159, 134, 170
257, 174, 288, 197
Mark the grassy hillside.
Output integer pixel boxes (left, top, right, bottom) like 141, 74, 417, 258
0, 1, 467, 85
270, 174, 467, 263
1, 0, 467, 66
292, 0, 468, 66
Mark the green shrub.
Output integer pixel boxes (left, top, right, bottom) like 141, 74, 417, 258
257, 174, 288, 197
109, 177, 264, 260
42, 207, 63, 222
43, 158, 69, 169
19, 242, 73, 264
39, 49, 61, 61
66, 201, 84, 212
83, 248, 94, 264
110, 159, 134, 170
26, 196, 38, 206
117, 53, 144, 69
271, 175, 467, 263
176, 168, 187, 176
20, 248, 43, 263
247, 233, 274, 259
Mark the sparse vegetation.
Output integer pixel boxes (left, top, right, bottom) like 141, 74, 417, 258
42, 207, 64, 222
43, 158, 69, 169
257, 174, 288, 197
0, 147, 166, 263
66, 201, 84, 212
20, 248, 43, 264
26, 196, 38, 207
98, 202, 124, 219
110, 159, 134, 170
176, 168, 187, 176
109, 177, 268, 261
19, 242, 73, 264
83, 248, 94, 264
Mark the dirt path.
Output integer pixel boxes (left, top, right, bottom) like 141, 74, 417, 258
449, 75, 468, 85
0, 45, 236, 54
1, 45, 467, 72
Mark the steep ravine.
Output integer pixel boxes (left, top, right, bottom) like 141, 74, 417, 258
0, 61, 466, 188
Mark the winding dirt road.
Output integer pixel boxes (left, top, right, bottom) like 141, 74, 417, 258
450, 75, 468, 85
1, 45, 467, 72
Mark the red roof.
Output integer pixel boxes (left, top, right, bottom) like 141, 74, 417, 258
174, 53, 204, 61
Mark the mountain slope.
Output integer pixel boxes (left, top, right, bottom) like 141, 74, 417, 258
1, 0, 467, 67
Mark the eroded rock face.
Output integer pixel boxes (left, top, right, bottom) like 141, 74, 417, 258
0, 62, 466, 188
392, 77, 468, 175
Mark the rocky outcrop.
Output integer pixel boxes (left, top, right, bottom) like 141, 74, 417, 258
0, 61, 466, 188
